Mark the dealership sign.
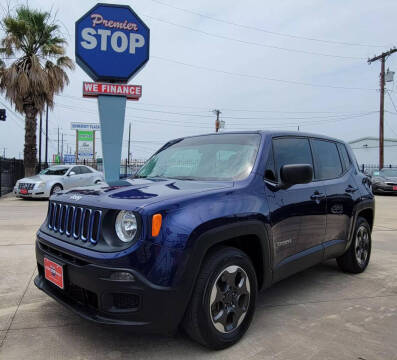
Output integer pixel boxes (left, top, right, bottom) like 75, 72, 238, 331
83, 81, 142, 100
75, 3, 150, 82
71, 122, 101, 131
78, 130, 94, 160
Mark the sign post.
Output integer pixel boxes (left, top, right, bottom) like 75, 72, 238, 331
75, 3, 149, 184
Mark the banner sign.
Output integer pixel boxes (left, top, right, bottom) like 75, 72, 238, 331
83, 81, 142, 100
71, 122, 100, 131
63, 154, 76, 164
78, 130, 94, 160
75, 3, 150, 82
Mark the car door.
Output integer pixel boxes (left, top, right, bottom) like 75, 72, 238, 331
265, 136, 327, 281
67, 166, 83, 188
78, 166, 94, 186
310, 139, 360, 258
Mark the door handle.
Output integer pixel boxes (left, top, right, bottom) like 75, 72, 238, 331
345, 185, 358, 193
310, 191, 326, 200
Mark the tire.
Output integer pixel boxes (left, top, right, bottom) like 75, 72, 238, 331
337, 217, 371, 273
182, 246, 257, 350
50, 184, 63, 195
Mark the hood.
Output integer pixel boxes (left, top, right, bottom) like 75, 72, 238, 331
52, 178, 234, 209
18, 174, 61, 183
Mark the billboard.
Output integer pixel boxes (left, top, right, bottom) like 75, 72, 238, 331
78, 130, 94, 160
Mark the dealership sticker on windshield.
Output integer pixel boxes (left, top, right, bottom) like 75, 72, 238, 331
44, 258, 64, 289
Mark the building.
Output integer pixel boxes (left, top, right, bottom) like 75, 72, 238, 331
349, 137, 397, 167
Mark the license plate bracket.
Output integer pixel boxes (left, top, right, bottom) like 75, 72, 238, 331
19, 189, 28, 195
44, 257, 64, 289
393, 186, 397, 191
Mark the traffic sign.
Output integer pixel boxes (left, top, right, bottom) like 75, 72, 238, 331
75, 3, 150, 82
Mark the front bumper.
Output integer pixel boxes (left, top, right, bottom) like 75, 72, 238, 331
34, 237, 183, 333
14, 187, 49, 198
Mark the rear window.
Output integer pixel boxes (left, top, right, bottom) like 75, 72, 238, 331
311, 139, 343, 180
337, 143, 351, 171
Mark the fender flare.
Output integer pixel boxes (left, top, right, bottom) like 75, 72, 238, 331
173, 219, 273, 324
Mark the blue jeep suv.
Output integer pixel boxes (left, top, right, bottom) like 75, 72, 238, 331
34, 131, 374, 349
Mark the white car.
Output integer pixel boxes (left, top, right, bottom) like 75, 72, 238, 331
14, 165, 104, 199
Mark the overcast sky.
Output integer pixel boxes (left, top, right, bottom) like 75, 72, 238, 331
1, 0, 397, 160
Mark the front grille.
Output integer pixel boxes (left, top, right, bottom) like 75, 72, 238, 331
48, 202, 102, 244
385, 182, 397, 186
19, 183, 35, 190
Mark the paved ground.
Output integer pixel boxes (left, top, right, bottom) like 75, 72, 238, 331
0, 195, 396, 360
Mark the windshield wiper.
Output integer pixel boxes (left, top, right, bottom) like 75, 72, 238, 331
169, 176, 198, 180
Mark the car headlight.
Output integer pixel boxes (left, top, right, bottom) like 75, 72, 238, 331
115, 211, 138, 243
36, 182, 46, 189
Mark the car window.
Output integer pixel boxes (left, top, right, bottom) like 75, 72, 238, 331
264, 145, 277, 182
337, 143, 351, 171
70, 166, 80, 175
311, 139, 343, 180
39, 166, 69, 176
79, 166, 92, 174
273, 137, 313, 180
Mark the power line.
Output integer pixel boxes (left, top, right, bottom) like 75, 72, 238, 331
53, 102, 378, 127
152, 55, 377, 91
57, 93, 380, 114
143, 14, 365, 60
387, 90, 397, 113
147, 0, 385, 48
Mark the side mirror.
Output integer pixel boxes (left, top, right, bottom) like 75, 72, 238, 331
280, 164, 313, 187
69, 171, 76, 176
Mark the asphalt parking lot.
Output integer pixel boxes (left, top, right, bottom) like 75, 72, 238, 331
0, 195, 396, 360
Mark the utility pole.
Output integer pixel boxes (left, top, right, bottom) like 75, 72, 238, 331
368, 47, 397, 169
61, 133, 64, 160
2, 148, 5, 158
212, 109, 222, 132
57, 127, 60, 156
127, 123, 131, 165
45, 103, 48, 168
38, 112, 42, 171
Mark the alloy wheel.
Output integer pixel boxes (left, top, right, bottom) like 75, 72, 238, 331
209, 265, 251, 334
355, 225, 370, 267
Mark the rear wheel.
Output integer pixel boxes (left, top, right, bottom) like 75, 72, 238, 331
337, 217, 371, 273
182, 247, 257, 350
50, 184, 63, 195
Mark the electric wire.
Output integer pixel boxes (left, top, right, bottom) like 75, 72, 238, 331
147, 0, 385, 48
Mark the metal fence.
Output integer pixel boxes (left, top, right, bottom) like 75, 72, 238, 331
0, 158, 147, 197
360, 164, 397, 173
38, 159, 146, 178
0, 158, 24, 197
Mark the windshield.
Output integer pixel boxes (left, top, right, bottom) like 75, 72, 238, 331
135, 134, 261, 181
380, 168, 397, 177
39, 166, 69, 176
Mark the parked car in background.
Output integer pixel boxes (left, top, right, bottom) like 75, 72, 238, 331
33, 131, 374, 349
371, 168, 397, 194
14, 165, 104, 198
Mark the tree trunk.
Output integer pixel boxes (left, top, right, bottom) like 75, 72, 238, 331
24, 104, 38, 177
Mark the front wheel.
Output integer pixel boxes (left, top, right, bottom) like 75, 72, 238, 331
50, 184, 63, 196
182, 247, 257, 350
337, 217, 371, 273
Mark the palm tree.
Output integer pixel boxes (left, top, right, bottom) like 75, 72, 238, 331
0, 6, 74, 176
